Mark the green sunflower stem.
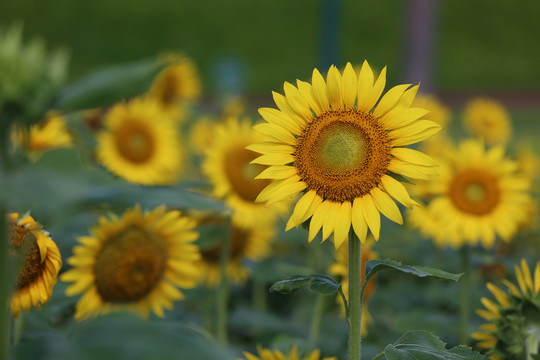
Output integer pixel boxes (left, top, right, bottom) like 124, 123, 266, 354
216, 222, 231, 345
348, 231, 363, 360
525, 325, 540, 360
459, 246, 471, 345
309, 294, 326, 346
252, 279, 267, 312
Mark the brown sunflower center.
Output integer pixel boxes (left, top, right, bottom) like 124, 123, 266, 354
115, 122, 155, 163
295, 109, 392, 202
159, 73, 179, 105
94, 226, 167, 303
224, 146, 271, 202
201, 226, 249, 264
9, 224, 43, 290
449, 169, 501, 215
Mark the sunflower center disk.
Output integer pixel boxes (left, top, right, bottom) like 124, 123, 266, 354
10, 226, 43, 290
295, 110, 392, 203
449, 169, 501, 215
224, 146, 271, 202
94, 226, 167, 302
116, 123, 155, 163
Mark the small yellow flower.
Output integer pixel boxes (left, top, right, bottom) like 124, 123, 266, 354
95, 97, 184, 185
463, 97, 511, 145
250, 61, 440, 248
241, 345, 336, 360
8, 213, 62, 318
472, 259, 540, 359
61, 205, 200, 320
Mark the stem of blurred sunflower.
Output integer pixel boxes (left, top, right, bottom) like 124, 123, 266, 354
216, 225, 231, 344
348, 231, 363, 360
459, 246, 471, 345
309, 294, 326, 345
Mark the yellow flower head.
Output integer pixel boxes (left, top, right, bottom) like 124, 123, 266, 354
202, 116, 289, 228
96, 97, 184, 185
148, 55, 200, 120
328, 237, 377, 335
409, 139, 532, 249
472, 259, 540, 359
195, 215, 275, 286
463, 97, 511, 145
250, 61, 440, 248
189, 116, 217, 156
61, 205, 200, 320
241, 345, 336, 360
12, 111, 72, 160
8, 213, 62, 318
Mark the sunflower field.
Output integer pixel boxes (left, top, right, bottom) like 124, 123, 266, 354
1, 1, 540, 360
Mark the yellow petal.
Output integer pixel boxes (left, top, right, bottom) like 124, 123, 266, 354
255, 165, 297, 180
309, 201, 330, 242
312, 68, 330, 111
381, 107, 430, 130
351, 197, 368, 243
259, 107, 302, 135
326, 65, 343, 109
246, 142, 294, 155
251, 153, 294, 166
253, 123, 296, 145
487, 283, 510, 307
370, 187, 403, 224
283, 82, 313, 121
291, 190, 317, 227
322, 201, 340, 242
534, 262, 540, 294
265, 180, 306, 206
380, 175, 418, 208
372, 84, 411, 118
341, 62, 357, 108
364, 66, 387, 112
297, 79, 321, 114
362, 194, 381, 240
390, 122, 441, 147
502, 279, 521, 297
515, 264, 527, 295
357, 60, 375, 111
391, 147, 438, 167
521, 258, 534, 294
481, 297, 500, 318
333, 201, 352, 249
387, 159, 438, 180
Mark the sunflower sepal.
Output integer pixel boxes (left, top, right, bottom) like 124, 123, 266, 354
269, 274, 342, 296
387, 171, 416, 185
379, 330, 487, 360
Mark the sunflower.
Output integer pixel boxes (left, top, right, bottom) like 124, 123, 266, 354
96, 97, 183, 185
241, 345, 336, 360
410, 139, 532, 249
189, 116, 217, 156
195, 216, 274, 286
60, 205, 200, 320
328, 237, 377, 334
8, 213, 62, 318
12, 111, 72, 160
202, 116, 289, 228
250, 61, 440, 248
148, 55, 200, 120
463, 97, 511, 145
472, 259, 540, 360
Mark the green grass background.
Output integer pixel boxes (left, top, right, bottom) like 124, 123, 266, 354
2, 0, 540, 94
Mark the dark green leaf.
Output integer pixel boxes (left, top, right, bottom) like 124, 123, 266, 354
382, 330, 487, 360
269, 274, 341, 296
54, 58, 163, 111
362, 259, 462, 300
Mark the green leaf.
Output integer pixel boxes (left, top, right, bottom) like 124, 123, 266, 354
269, 274, 341, 296
54, 57, 163, 111
381, 330, 487, 360
362, 259, 462, 300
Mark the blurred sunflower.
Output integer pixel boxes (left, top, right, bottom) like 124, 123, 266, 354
241, 345, 336, 360
202, 116, 288, 227
148, 55, 200, 120
189, 116, 216, 156
250, 61, 440, 248
8, 213, 62, 318
61, 205, 200, 320
328, 237, 377, 334
96, 97, 183, 185
195, 217, 274, 286
472, 259, 540, 360
12, 111, 72, 160
413, 93, 450, 128
410, 139, 532, 248
463, 98, 511, 145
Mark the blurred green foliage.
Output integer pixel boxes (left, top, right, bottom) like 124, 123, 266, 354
2, 0, 540, 93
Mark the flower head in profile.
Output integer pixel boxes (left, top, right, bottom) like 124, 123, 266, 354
472, 259, 540, 360
202, 116, 288, 228
195, 215, 274, 286
96, 97, 184, 185
328, 237, 377, 334
408, 139, 532, 249
148, 55, 200, 120
250, 61, 440, 248
61, 205, 200, 320
12, 111, 72, 161
463, 97, 511, 145
8, 213, 62, 318
241, 345, 336, 360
